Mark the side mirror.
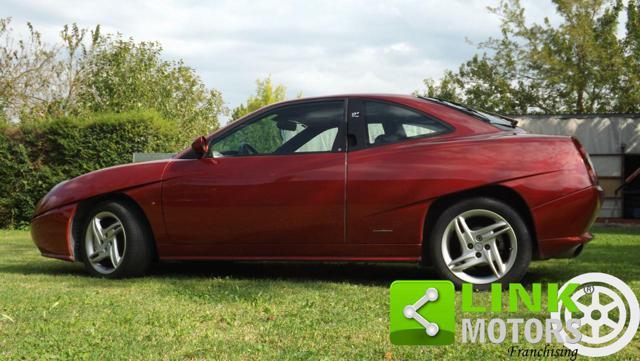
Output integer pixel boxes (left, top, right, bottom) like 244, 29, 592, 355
191, 136, 209, 156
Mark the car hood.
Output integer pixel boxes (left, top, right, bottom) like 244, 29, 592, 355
34, 160, 173, 216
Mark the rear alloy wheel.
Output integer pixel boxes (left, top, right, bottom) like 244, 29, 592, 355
429, 197, 532, 288
80, 201, 154, 278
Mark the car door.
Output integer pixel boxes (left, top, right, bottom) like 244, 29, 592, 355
345, 98, 452, 257
161, 100, 347, 258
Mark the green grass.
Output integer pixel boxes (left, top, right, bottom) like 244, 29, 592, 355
0, 227, 638, 360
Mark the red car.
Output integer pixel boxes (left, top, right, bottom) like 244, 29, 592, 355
31, 94, 602, 285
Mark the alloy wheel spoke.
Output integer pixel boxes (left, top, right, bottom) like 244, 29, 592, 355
449, 252, 485, 272
475, 221, 511, 243
474, 221, 508, 238
453, 257, 485, 272
488, 241, 506, 275
89, 248, 109, 263
482, 226, 511, 241
92, 217, 105, 242
448, 251, 475, 267
454, 216, 470, 248
108, 239, 120, 268
457, 216, 472, 237
103, 222, 123, 239
89, 238, 110, 262
484, 248, 501, 278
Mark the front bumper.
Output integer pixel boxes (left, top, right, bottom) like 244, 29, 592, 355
30, 204, 77, 261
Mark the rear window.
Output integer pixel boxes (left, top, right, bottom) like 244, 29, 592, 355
365, 101, 450, 146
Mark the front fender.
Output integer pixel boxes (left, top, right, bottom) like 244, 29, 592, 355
34, 160, 172, 216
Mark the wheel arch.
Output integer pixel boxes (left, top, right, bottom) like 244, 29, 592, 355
71, 192, 158, 261
422, 184, 539, 263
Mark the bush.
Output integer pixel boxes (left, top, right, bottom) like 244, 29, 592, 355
0, 111, 181, 228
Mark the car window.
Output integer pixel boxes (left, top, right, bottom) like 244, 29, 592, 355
295, 127, 338, 153
211, 101, 345, 156
365, 101, 449, 146
367, 123, 385, 144
402, 123, 438, 137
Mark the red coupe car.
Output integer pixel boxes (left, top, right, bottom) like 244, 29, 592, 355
31, 94, 602, 285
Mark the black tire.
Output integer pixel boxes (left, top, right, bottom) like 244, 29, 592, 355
428, 197, 532, 289
79, 200, 154, 278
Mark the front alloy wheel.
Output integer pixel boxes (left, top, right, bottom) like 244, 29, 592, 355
80, 200, 154, 278
85, 211, 126, 274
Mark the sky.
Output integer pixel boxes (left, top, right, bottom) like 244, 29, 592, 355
3, 0, 559, 119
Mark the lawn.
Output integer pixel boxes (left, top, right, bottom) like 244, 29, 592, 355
0, 227, 638, 360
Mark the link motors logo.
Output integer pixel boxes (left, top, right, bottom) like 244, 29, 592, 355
550, 272, 640, 357
390, 273, 639, 358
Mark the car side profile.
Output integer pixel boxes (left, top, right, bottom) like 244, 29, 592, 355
31, 94, 603, 286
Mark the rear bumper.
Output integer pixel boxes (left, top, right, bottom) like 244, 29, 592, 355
543, 233, 591, 259
30, 204, 77, 261
534, 185, 603, 259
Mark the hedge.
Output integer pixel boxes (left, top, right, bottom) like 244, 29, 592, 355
0, 111, 182, 228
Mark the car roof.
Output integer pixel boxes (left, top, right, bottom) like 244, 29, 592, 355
264, 93, 418, 107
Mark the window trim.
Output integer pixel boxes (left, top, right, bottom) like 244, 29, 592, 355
353, 98, 455, 150
205, 99, 348, 158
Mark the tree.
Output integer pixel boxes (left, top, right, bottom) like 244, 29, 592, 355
0, 18, 62, 121
619, 0, 640, 112
75, 35, 225, 137
419, 0, 639, 114
0, 19, 226, 137
231, 76, 287, 121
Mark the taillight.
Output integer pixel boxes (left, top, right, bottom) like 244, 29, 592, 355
572, 137, 597, 185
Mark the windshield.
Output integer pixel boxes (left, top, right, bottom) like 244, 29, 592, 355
419, 96, 518, 130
